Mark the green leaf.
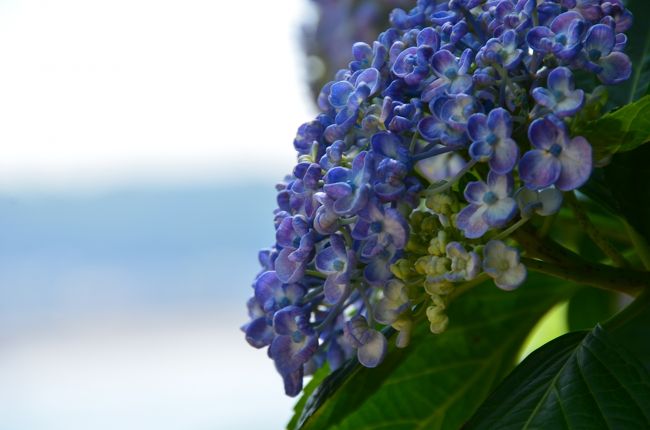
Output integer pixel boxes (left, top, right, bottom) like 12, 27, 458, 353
290, 275, 577, 430
567, 288, 618, 332
578, 95, 650, 157
465, 292, 650, 429
608, 0, 650, 106
603, 144, 650, 244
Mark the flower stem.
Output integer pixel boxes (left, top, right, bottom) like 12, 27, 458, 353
514, 226, 649, 295
623, 219, 650, 270
305, 270, 327, 280
423, 159, 477, 195
565, 192, 629, 268
520, 257, 647, 295
492, 217, 529, 241
412, 145, 460, 162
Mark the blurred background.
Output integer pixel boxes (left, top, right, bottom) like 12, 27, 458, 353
0, 0, 411, 429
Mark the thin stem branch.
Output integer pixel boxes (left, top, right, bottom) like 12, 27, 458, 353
423, 159, 477, 196
565, 192, 629, 268
492, 217, 529, 241
623, 219, 650, 270
521, 257, 647, 296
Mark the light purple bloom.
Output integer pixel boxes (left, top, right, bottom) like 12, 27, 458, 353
363, 244, 397, 285
275, 215, 315, 283
352, 201, 409, 258
467, 108, 519, 174
254, 271, 305, 313
324, 151, 374, 216
374, 279, 410, 325
315, 234, 356, 304
456, 172, 518, 239
515, 187, 564, 218
519, 116, 592, 191
445, 242, 481, 282
483, 240, 527, 290
243, 297, 274, 349
532, 67, 584, 117
269, 306, 319, 396
313, 192, 340, 235
344, 316, 387, 368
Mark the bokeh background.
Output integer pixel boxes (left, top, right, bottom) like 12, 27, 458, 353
0, 1, 316, 428
0, 1, 569, 429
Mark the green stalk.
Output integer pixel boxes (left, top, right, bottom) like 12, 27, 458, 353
623, 219, 650, 270
521, 257, 648, 296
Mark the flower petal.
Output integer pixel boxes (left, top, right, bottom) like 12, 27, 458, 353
556, 136, 592, 191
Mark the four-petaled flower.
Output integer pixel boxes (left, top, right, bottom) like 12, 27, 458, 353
532, 67, 585, 118
344, 316, 387, 368
468, 108, 519, 174
352, 201, 409, 258
457, 172, 518, 239
315, 234, 356, 304
483, 240, 527, 290
519, 116, 592, 191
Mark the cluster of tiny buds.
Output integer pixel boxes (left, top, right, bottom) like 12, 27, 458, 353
242, 0, 632, 396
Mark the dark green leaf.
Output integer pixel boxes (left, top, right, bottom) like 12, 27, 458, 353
465, 292, 650, 429
608, 0, 650, 106
579, 95, 650, 157
290, 275, 577, 430
567, 288, 618, 332
604, 144, 650, 243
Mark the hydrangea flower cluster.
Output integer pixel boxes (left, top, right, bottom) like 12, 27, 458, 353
243, 0, 633, 396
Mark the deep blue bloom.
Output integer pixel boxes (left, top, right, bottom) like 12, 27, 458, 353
477, 30, 524, 70
527, 11, 586, 61
422, 48, 474, 101
380, 97, 423, 133
313, 192, 340, 235
418, 94, 478, 146
580, 23, 631, 85
392, 28, 439, 85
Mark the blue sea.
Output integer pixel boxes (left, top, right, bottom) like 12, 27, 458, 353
0, 184, 295, 430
